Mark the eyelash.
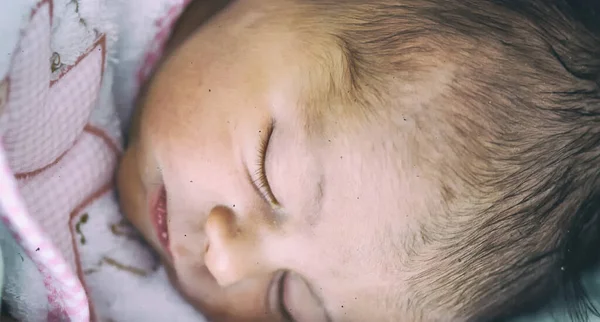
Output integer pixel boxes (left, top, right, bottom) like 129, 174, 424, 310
254, 120, 279, 206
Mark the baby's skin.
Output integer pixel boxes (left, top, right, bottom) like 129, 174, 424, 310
118, 0, 600, 321
118, 1, 433, 321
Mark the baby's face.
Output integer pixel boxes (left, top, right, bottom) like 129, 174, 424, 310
118, 1, 437, 321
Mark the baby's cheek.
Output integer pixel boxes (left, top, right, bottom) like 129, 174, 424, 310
117, 150, 153, 241
172, 243, 194, 258
167, 260, 232, 318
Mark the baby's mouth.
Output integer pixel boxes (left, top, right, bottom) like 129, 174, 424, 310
152, 186, 171, 256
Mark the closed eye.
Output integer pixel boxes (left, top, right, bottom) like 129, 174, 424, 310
272, 270, 332, 322
253, 119, 279, 206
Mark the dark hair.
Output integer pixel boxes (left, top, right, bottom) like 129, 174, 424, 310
305, 0, 600, 320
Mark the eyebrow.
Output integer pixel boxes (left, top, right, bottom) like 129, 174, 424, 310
305, 175, 326, 226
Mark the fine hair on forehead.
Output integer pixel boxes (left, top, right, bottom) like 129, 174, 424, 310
277, 0, 600, 320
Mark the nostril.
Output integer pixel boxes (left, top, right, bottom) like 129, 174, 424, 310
204, 205, 266, 287
204, 241, 236, 286
204, 205, 240, 286
205, 205, 237, 240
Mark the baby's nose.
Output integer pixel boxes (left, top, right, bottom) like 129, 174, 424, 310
204, 205, 267, 286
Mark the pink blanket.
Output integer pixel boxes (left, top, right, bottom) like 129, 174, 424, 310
0, 0, 205, 321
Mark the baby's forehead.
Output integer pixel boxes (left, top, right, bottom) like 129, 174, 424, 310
144, 0, 446, 181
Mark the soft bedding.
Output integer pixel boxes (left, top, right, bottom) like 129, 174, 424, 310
0, 0, 203, 321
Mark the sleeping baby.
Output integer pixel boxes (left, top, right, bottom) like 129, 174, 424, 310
117, 0, 600, 321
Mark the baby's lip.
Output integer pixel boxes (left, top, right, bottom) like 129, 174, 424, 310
150, 185, 171, 258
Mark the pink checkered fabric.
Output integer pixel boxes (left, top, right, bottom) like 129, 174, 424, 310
0, 144, 89, 322
0, 0, 193, 320
0, 0, 112, 320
